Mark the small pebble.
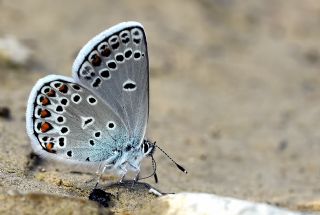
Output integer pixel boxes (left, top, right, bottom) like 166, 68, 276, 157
7, 189, 20, 196
0, 107, 11, 119
88, 188, 112, 207
0, 36, 32, 66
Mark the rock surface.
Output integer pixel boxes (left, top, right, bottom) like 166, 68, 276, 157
0, 193, 112, 215
154, 193, 307, 215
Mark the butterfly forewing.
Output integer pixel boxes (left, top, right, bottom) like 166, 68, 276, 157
26, 75, 129, 163
72, 22, 149, 147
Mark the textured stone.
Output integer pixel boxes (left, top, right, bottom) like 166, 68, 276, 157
0, 193, 112, 215
0, 36, 32, 66
155, 193, 306, 215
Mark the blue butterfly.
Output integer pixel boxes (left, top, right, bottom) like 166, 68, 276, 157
26, 21, 186, 184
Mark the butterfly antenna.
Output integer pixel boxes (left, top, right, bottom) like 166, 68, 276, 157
155, 143, 188, 174
152, 156, 158, 183
139, 155, 158, 183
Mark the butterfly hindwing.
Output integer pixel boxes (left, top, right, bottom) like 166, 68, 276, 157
72, 22, 149, 147
26, 75, 129, 164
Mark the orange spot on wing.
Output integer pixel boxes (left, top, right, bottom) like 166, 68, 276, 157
91, 54, 102, 67
58, 84, 68, 93
41, 122, 53, 132
101, 46, 111, 57
41, 97, 50, 106
45, 142, 56, 153
46, 142, 54, 151
40, 109, 51, 118
47, 89, 56, 97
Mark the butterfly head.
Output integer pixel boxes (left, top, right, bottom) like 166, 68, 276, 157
138, 139, 187, 183
141, 139, 156, 157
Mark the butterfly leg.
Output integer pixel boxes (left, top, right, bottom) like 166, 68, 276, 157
126, 163, 140, 187
134, 171, 140, 182
95, 163, 113, 188
128, 162, 140, 180
118, 163, 128, 183
119, 173, 126, 183
85, 162, 104, 186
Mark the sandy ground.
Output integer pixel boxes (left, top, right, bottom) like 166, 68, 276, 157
1, 0, 320, 213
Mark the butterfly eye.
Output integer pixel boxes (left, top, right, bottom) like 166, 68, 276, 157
143, 143, 149, 154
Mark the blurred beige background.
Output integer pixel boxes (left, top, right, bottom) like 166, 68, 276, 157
0, 0, 320, 212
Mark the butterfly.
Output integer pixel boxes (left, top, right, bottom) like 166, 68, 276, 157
26, 21, 186, 184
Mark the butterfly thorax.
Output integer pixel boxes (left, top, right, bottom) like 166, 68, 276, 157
109, 139, 155, 175
109, 140, 143, 174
